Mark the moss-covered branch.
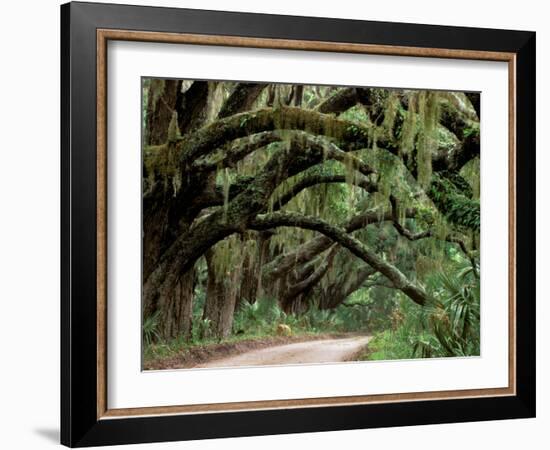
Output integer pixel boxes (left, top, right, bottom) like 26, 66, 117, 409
144, 134, 374, 311
195, 133, 377, 209
316, 87, 385, 119
178, 106, 375, 166
249, 211, 430, 306
272, 173, 376, 211
317, 88, 480, 175
389, 195, 433, 240
280, 245, 339, 306
318, 265, 377, 310
262, 207, 416, 284
191, 131, 281, 172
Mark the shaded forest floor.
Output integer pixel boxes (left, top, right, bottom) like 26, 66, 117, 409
143, 332, 369, 370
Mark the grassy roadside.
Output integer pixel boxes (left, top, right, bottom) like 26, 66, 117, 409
356, 330, 416, 361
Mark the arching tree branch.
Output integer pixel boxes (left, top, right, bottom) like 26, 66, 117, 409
318, 265, 378, 310
178, 106, 375, 166
194, 131, 376, 210
316, 87, 383, 117
192, 132, 281, 172
272, 173, 376, 210
317, 88, 480, 174
281, 245, 340, 305
389, 195, 433, 241
249, 211, 430, 306
144, 134, 373, 310
262, 206, 417, 283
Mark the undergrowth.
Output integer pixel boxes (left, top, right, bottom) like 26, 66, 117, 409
363, 258, 480, 361
143, 295, 372, 363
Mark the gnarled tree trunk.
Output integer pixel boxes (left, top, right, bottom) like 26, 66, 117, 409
155, 270, 194, 341
203, 250, 243, 339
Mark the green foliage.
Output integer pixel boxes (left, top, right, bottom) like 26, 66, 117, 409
463, 123, 480, 138
233, 297, 285, 336
143, 311, 161, 346
365, 259, 479, 361
229, 294, 379, 339
341, 288, 392, 331
398, 93, 417, 156
429, 175, 480, 230
192, 317, 212, 341
303, 307, 344, 332
367, 329, 419, 361
426, 265, 480, 356
232, 297, 341, 336
339, 104, 370, 123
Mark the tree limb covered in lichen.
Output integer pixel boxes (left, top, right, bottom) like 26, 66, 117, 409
249, 211, 430, 306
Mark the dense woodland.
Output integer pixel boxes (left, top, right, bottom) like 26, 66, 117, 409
142, 78, 480, 366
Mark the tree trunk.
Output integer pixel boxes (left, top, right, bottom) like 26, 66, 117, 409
293, 85, 304, 107
155, 270, 194, 341
239, 232, 272, 305
240, 253, 259, 305
176, 81, 209, 135
317, 266, 375, 310
146, 79, 182, 145
142, 80, 218, 340
203, 250, 243, 339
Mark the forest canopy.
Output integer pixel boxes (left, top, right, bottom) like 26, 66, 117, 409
141, 79, 480, 368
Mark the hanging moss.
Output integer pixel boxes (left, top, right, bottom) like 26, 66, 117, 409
167, 111, 180, 142
222, 168, 231, 221
460, 157, 480, 199
399, 92, 418, 156
171, 172, 181, 197
149, 79, 165, 114
433, 214, 450, 241
142, 79, 151, 141
416, 91, 440, 189
209, 234, 250, 281
381, 92, 399, 137
205, 82, 225, 123
143, 143, 181, 194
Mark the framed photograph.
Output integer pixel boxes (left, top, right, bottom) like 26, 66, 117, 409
61, 1, 536, 447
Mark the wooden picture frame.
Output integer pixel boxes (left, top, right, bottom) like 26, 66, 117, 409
61, 1, 535, 447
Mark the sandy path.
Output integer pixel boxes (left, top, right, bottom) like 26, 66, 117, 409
196, 335, 371, 368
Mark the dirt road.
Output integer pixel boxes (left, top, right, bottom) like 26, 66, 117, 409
196, 335, 371, 368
